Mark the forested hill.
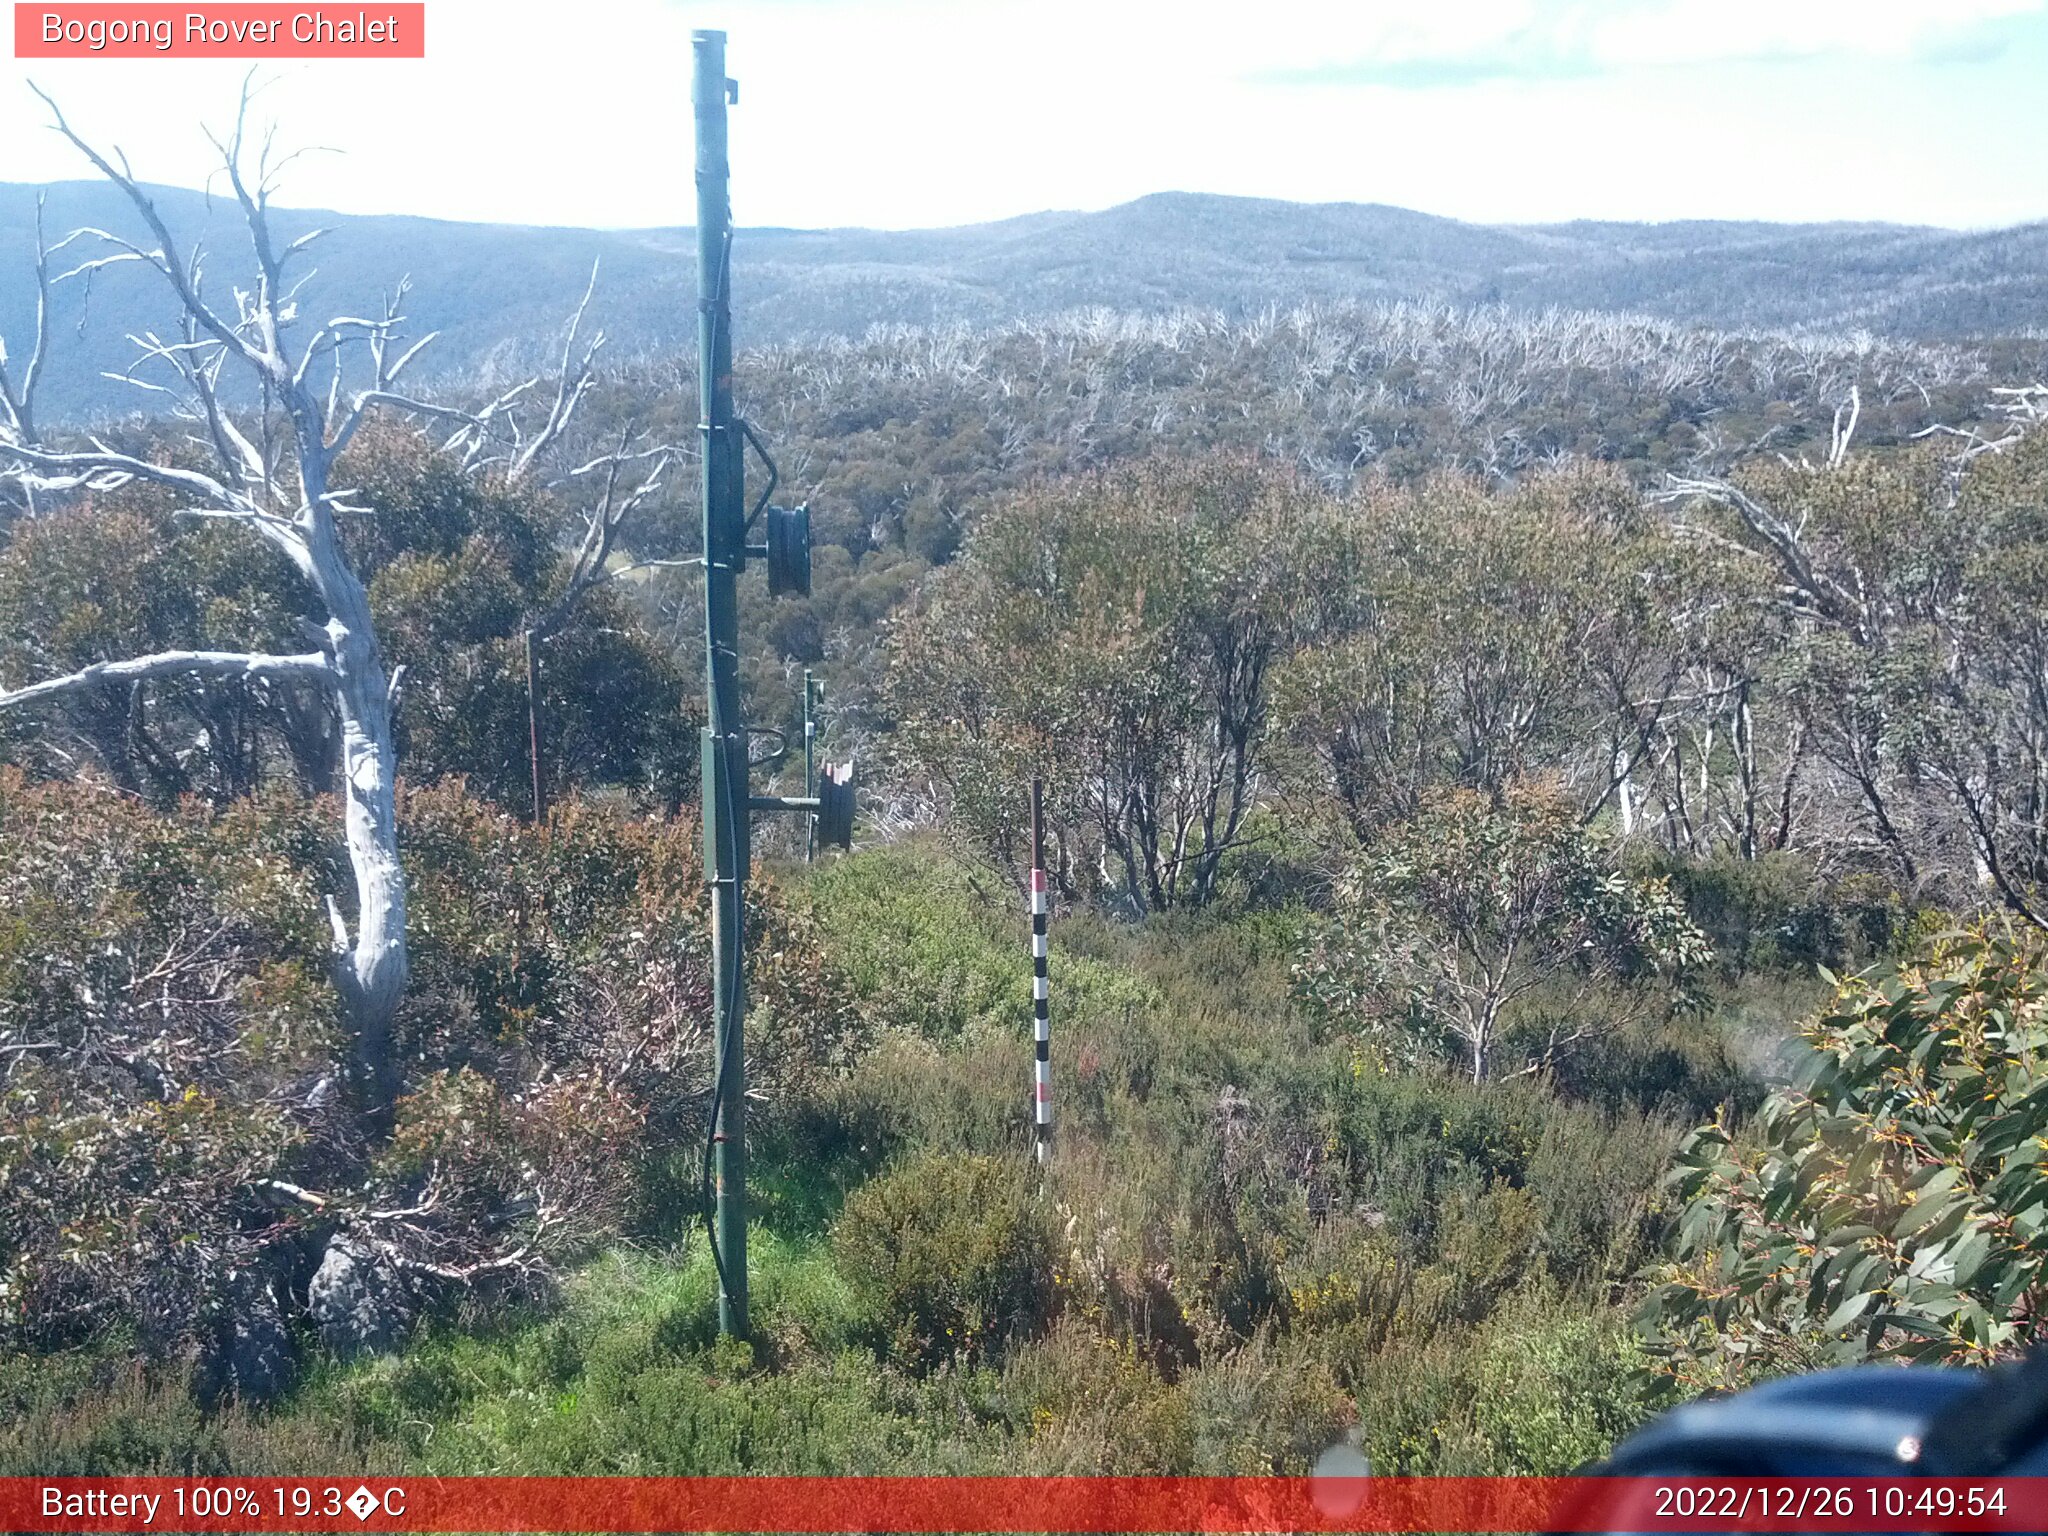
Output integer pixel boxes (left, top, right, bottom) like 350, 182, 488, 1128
4, 179, 2046, 420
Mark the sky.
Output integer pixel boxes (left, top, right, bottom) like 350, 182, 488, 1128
3, 0, 2047, 232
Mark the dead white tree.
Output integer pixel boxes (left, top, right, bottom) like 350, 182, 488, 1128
0, 193, 52, 520
519, 417, 679, 821
0, 85, 622, 1096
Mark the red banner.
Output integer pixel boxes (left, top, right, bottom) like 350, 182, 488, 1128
13, 5, 424, 58
2, 1476, 2047, 1532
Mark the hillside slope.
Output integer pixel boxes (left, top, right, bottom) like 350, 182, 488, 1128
2, 182, 2044, 421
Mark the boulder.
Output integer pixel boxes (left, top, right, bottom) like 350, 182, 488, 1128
308, 1235, 409, 1356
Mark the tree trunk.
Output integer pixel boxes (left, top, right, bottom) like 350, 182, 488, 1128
1735, 682, 1759, 860
1470, 1003, 1494, 1083
525, 628, 547, 825
322, 555, 408, 1098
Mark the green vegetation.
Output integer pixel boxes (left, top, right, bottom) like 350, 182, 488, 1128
0, 423, 695, 813
3, 839, 1736, 1475
1645, 924, 2048, 1388
1296, 784, 1710, 1082
7, 224, 2048, 1479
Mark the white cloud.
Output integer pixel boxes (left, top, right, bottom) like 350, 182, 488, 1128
1248, 0, 2047, 81
1589, 0, 2043, 66
0, 0, 2043, 229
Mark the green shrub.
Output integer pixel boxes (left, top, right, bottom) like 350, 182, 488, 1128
1281, 1223, 1434, 1386
1643, 923, 2048, 1387
1005, 1319, 1194, 1473
1524, 1106, 1680, 1286
1355, 1297, 1668, 1474
445, 1348, 1009, 1475
0, 769, 861, 1376
0, 1352, 406, 1476
797, 848, 1021, 1041
798, 843, 1155, 1043
1181, 1338, 1356, 1473
0, 772, 335, 1360
1543, 995, 1769, 1122
833, 1152, 1057, 1369
1647, 849, 1908, 978
1296, 784, 1710, 1083
1327, 1069, 1540, 1258
793, 1030, 1030, 1170
1466, 1297, 1671, 1473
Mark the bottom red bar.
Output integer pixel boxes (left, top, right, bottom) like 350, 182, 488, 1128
5, 1475, 2047, 1532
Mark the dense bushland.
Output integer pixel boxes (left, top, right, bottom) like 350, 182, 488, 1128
0, 770, 854, 1400
571, 304, 2042, 750
0, 424, 696, 813
0, 778, 2007, 1474
6, 292, 2048, 1476
892, 426, 2048, 926
5, 840, 1745, 1475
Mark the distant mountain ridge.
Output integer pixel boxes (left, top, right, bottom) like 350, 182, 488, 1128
2, 181, 2044, 421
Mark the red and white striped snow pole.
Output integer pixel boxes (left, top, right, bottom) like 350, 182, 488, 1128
1030, 778, 1051, 1166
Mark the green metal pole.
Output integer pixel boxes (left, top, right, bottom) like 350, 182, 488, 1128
694, 27, 748, 1339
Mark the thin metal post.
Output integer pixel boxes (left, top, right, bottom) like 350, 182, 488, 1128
695, 27, 748, 1339
524, 628, 546, 826
1030, 778, 1050, 1166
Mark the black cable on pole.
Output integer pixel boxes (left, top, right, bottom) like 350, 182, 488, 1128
700, 743, 745, 1309
697, 244, 743, 1316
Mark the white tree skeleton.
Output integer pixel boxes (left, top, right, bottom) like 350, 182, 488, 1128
0, 81, 643, 1094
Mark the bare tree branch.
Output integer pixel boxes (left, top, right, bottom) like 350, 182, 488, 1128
1, 436, 238, 506
508, 258, 604, 483
29, 82, 268, 373
1658, 474, 1870, 639
0, 191, 50, 448
533, 428, 679, 638
0, 648, 330, 710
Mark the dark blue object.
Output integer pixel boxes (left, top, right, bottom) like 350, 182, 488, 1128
1588, 1358, 2048, 1534
1602, 1365, 1983, 1477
